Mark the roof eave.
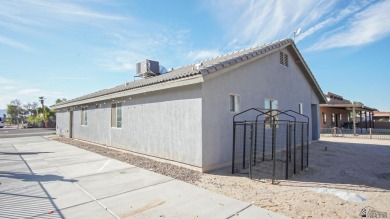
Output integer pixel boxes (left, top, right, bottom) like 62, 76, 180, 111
52, 74, 204, 109
288, 42, 327, 104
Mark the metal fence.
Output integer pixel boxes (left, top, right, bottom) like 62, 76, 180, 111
320, 128, 390, 140
232, 108, 309, 183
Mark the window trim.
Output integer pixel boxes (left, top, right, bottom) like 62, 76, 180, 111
331, 113, 335, 125
265, 98, 279, 123
322, 112, 327, 124
298, 102, 303, 114
116, 102, 122, 128
229, 94, 240, 113
81, 107, 88, 126
111, 102, 122, 128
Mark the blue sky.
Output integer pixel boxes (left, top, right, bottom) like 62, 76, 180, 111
1, 0, 390, 111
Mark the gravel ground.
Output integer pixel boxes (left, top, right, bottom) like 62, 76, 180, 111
51, 137, 201, 183
195, 138, 390, 218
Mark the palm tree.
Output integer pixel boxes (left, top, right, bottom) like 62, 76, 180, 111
39, 96, 45, 119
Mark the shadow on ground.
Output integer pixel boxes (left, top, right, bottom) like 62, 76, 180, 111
0, 171, 77, 183
0, 152, 52, 155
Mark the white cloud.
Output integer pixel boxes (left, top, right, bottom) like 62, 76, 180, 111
98, 29, 194, 72
207, 0, 322, 48
206, 0, 383, 52
0, 0, 128, 26
51, 76, 92, 80
0, 0, 131, 51
99, 50, 138, 72
0, 35, 32, 50
296, 0, 373, 42
25, 0, 128, 21
0, 76, 12, 84
1, 86, 16, 91
187, 50, 220, 62
308, 1, 390, 51
18, 88, 41, 94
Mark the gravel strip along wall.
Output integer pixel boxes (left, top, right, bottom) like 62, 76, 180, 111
52, 137, 201, 183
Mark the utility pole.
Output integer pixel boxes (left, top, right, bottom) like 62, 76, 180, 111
39, 96, 46, 127
16, 105, 19, 128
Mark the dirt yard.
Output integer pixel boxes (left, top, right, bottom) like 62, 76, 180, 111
196, 137, 390, 218
52, 136, 390, 218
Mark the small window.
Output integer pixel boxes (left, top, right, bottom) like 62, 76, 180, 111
298, 103, 303, 114
340, 114, 342, 121
111, 103, 122, 128
229, 94, 240, 112
331, 113, 335, 125
117, 103, 122, 128
280, 52, 288, 67
322, 113, 326, 124
81, 107, 87, 126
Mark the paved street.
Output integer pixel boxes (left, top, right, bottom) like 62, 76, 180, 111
0, 136, 288, 219
0, 128, 56, 138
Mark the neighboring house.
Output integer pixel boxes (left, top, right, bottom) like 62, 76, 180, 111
52, 38, 326, 172
320, 92, 376, 133
373, 111, 390, 122
372, 112, 390, 129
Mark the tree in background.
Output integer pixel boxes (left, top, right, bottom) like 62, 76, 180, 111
7, 99, 23, 126
55, 98, 67, 104
31, 102, 38, 116
24, 102, 33, 116
6, 98, 64, 128
353, 101, 364, 105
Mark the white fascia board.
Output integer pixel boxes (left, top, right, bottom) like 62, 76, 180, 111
53, 75, 204, 109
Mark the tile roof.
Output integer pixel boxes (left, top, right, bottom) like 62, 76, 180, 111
54, 38, 323, 108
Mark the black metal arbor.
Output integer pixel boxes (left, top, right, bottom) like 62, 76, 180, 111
232, 108, 309, 183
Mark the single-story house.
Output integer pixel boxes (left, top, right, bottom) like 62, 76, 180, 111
373, 112, 390, 122
320, 92, 376, 134
52, 38, 326, 172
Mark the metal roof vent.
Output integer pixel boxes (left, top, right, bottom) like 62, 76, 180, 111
195, 62, 203, 70
136, 59, 160, 78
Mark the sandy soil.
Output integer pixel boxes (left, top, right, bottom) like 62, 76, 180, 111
195, 137, 390, 219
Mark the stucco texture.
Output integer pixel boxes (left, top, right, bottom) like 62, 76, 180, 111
57, 84, 203, 167
201, 48, 320, 170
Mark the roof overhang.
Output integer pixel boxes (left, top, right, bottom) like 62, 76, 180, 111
52, 75, 203, 109
52, 38, 327, 109
320, 104, 377, 112
201, 40, 327, 104
287, 43, 327, 104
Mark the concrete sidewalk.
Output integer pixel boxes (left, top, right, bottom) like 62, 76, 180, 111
0, 136, 289, 219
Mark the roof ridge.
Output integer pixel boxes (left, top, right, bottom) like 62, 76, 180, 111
181, 38, 290, 68
54, 38, 293, 107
